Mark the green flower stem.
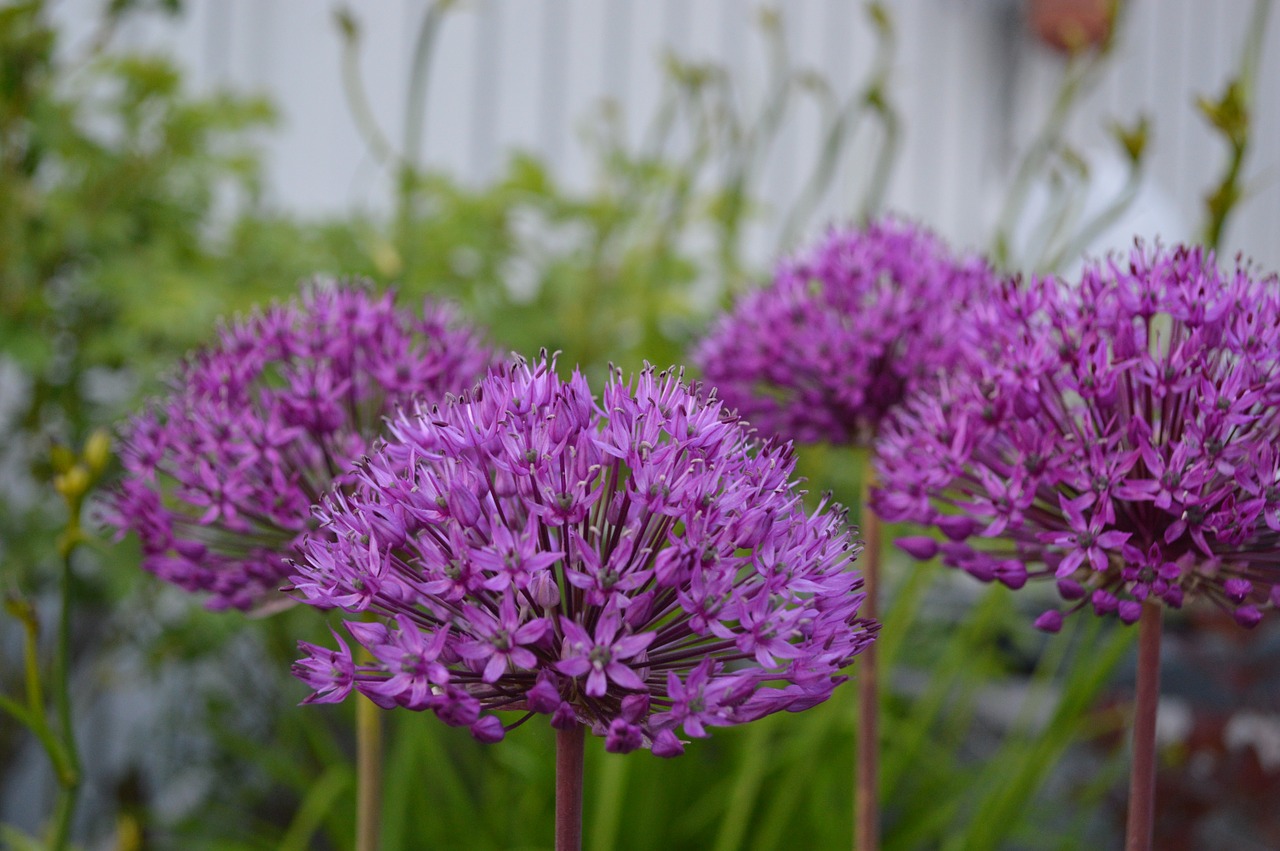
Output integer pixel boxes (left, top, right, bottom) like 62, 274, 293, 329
990, 6, 1121, 271
334, 7, 400, 169
356, 689, 383, 851
55, 531, 82, 763
1123, 601, 1162, 851
396, 0, 455, 276
855, 461, 881, 851
0, 692, 74, 787
48, 523, 85, 851
19, 601, 46, 719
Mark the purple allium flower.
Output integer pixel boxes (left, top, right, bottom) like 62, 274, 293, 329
290, 356, 875, 753
875, 243, 1280, 630
695, 218, 997, 444
106, 282, 496, 611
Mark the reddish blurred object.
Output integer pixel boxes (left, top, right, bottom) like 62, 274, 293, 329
1029, 0, 1114, 52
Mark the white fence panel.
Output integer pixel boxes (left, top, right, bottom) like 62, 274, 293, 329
51, 0, 1280, 271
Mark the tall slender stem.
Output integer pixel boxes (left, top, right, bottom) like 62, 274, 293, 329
556, 725, 586, 851
49, 526, 83, 851
356, 668, 383, 851
1123, 601, 1162, 851
855, 462, 881, 851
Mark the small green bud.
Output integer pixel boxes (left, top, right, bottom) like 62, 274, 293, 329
1112, 115, 1150, 163
3, 591, 37, 628
370, 239, 402, 278
334, 7, 359, 41
866, 2, 892, 38
83, 429, 112, 476
1197, 80, 1249, 148
54, 465, 91, 503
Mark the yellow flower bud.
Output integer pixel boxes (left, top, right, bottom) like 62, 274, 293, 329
54, 465, 91, 503
83, 429, 112, 476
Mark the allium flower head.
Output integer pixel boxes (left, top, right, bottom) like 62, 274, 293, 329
876, 244, 1280, 630
696, 217, 996, 444
290, 356, 875, 753
107, 281, 496, 611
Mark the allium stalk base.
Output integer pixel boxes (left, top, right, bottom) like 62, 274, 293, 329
1124, 601, 1162, 851
556, 725, 585, 851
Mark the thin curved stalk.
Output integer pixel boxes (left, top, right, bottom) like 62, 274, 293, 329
1200, 0, 1272, 251
397, 0, 456, 266
779, 4, 900, 249
401, 0, 454, 176
1043, 148, 1144, 272
858, 92, 901, 224
991, 2, 1125, 270
335, 6, 401, 168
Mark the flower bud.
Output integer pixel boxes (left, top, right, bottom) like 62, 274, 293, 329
1034, 610, 1063, 633
895, 536, 939, 560
529, 570, 560, 608
470, 715, 506, 743
54, 465, 91, 503
83, 429, 112, 476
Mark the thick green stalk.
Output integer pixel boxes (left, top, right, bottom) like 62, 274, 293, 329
356, 691, 383, 851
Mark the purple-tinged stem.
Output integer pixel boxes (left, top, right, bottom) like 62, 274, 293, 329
1124, 601, 1162, 851
556, 724, 585, 851
855, 464, 880, 851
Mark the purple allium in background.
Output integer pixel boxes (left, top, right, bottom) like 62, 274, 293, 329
290, 356, 875, 753
106, 281, 496, 612
695, 217, 996, 444
876, 243, 1280, 630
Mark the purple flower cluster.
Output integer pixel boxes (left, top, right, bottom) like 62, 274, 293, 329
696, 218, 996, 444
107, 282, 495, 611
876, 244, 1280, 630
291, 357, 874, 754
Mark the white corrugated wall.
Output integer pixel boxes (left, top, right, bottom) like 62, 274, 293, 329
56, 0, 1280, 272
